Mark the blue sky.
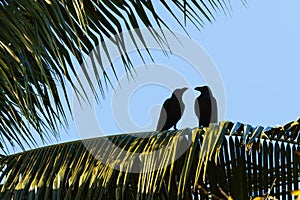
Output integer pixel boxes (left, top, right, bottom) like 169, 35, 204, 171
193, 0, 300, 127
7, 0, 300, 152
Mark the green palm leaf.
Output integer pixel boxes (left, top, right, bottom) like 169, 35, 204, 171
0, 0, 242, 151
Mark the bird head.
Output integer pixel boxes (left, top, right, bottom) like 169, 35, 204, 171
194, 86, 210, 94
173, 87, 188, 97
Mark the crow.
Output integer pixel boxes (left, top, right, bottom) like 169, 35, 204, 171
194, 86, 218, 127
156, 88, 188, 131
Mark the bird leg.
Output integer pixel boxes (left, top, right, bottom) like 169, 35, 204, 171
173, 124, 178, 130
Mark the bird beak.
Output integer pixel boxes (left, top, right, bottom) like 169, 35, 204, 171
194, 87, 201, 91
182, 87, 188, 92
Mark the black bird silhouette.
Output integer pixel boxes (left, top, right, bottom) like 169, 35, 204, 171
156, 88, 188, 131
194, 86, 218, 127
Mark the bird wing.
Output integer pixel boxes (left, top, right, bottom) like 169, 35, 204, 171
211, 96, 218, 123
156, 107, 167, 131
196, 95, 212, 127
194, 99, 200, 120
156, 98, 172, 131
197, 95, 211, 113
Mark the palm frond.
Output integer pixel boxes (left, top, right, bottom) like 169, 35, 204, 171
0, 0, 244, 151
0, 119, 299, 199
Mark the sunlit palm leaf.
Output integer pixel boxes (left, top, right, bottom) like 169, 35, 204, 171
0, 119, 299, 199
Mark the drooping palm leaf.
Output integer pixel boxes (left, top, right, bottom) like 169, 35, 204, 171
0, 119, 299, 199
0, 0, 244, 151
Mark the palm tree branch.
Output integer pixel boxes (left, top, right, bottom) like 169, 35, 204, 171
0, 120, 299, 199
0, 0, 244, 151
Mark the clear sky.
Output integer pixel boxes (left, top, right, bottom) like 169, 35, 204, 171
7, 0, 300, 153
191, 0, 300, 127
